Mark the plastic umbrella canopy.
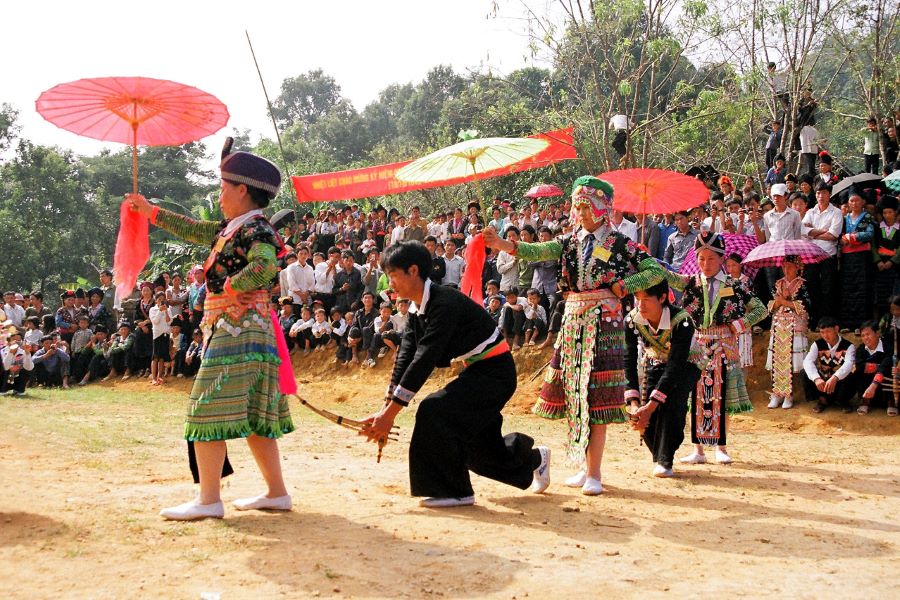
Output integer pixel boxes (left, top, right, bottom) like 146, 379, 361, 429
680, 233, 760, 280
884, 170, 900, 194
524, 183, 563, 198
600, 168, 710, 215
395, 137, 549, 183
742, 239, 829, 268
831, 172, 883, 197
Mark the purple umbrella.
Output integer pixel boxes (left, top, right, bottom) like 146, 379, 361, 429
680, 233, 760, 280
742, 239, 829, 268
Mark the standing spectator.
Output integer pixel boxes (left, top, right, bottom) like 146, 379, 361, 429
761, 183, 802, 292
333, 250, 364, 314
663, 212, 698, 270
609, 112, 630, 160
3, 291, 25, 327
817, 152, 840, 187
25, 292, 51, 324
359, 248, 382, 298
313, 247, 341, 313
765, 120, 783, 168
840, 191, 876, 332
764, 154, 787, 188
288, 246, 316, 309
863, 117, 881, 174
446, 208, 467, 247
873, 195, 900, 319
182, 329, 204, 377
130, 283, 154, 378
883, 124, 899, 166
635, 215, 660, 257
802, 182, 843, 328
610, 210, 638, 242
390, 215, 407, 246
148, 292, 171, 385
495, 226, 520, 292
656, 214, 676, 262
798, 123, 820, 178
423, 236, 446, 285
530, 226, 559, 315
55, 290, 78, 344
441, 239, 465, 287
403, 206, 426, 242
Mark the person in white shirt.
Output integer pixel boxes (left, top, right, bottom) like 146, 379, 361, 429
3, 291, 26, 327
441, 239, 465, 287
761, 183, 802, 292
278, 252, 298, 302
313, 248, 341, 313
495, 227, 521, 293
389, 216, 407, 246
802, 317, 856, 413
609, 113, 631, 159
148, 292, 172, 385
800, 182, 842, 328
289, 306, 315, 353
309, 308, 332, 351
610, 210, 638, 242
798, 124, 819, 177
1, 333, 34, 395
523, 289, 548, 346
287, 246, 316, 308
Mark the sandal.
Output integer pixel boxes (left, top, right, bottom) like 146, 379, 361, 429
888, 406, 898, 417
857, 405, 869, 415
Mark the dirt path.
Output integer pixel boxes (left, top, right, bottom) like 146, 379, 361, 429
1, 347, 898, 599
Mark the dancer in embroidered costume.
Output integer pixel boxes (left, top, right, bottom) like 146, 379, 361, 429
484, 176, 664, 495
624, 280, 703, 478
765, 256, 810, 409
128, 139, 294, 520
664, 232, 767, 465
361, 241, 551, 508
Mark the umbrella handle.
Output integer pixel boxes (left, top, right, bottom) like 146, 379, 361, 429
131, 110, 138, 195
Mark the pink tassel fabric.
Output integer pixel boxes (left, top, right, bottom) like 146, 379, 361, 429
459, 233, 485, 306
113, 200, 149, 302
270, 310, 297, 395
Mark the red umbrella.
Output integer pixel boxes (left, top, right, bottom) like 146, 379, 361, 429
601, 168, 709, 215
524, 183, 563, 198
679, 233, 761, 280
36, 76, 229, 301
36, 76, 229, 193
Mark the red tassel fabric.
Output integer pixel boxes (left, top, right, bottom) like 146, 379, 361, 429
459, 233, 485, 306
270, 310, 298, 395
113, 200, 149, 303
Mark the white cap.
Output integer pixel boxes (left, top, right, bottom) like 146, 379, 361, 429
770, 183, 787, 197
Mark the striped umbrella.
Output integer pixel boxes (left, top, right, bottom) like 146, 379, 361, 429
742, 239, 829, 268
679, 233, 760, 280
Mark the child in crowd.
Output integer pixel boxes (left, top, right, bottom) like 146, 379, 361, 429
169, 317, 186, 378
499, 287, 527, 350
766, 256, 811, 409
104, 320, 134, 380
70, 315, 94, 382
23, 317, 42, 348
724, 253, 754, 369
803, 317, 855, 413
148, 292, 171, 385
278, 298, 296, 350
523, 288, 548, 346
486, 295, 503, 325
289, 306, 315, 354
1, 332, 34, 395
310, 308, 332, 351
483, 280, 500, 309
336, 311, 355, 365
183, 329, 204, 378
365, 302, 395, 367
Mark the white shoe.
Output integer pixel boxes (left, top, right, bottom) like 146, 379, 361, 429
782, 396, 794, 409
232, 494, 292, 511
419, 496, 475, 508
160, 499, 224, 521
767, 395, 782, 409
653, 464, 675, 478
530, 446, 551, 494
564, 471, 587, 487
679, 452, 707, 464
715, 449, 733, 464
581, 477, 603, 496
377, 347, 389, 358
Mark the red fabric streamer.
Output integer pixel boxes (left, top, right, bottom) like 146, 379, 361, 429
113, 200, 149, 303
270, 309, 298, 395
459, 234, 486, 306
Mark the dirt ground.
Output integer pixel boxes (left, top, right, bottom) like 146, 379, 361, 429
1, 343, 899, 599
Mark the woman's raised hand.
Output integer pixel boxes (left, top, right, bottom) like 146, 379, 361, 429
125, 193, 153, 218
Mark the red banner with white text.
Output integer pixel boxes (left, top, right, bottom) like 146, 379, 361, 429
291, 127, 577, 203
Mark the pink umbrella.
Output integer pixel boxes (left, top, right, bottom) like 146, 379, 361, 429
524, 183, 563, 198
680, 233, 760, 280
742, 239, 829, 268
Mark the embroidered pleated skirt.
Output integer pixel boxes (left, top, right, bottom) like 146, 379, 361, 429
184, 291, 294, 442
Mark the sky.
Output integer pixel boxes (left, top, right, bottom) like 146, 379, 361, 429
2, 0, 558, 159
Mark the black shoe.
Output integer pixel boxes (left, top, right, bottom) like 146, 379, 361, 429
812, 403, 825, 414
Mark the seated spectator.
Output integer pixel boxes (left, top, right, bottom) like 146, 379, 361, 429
1, 332, 34, 395
499, 287, 527, 350
23, 317, 42, 348
277, 298, 296, 350
103, 320, 134, 380
523, 288, 548, 346
486, 294, 502, 325
25, 292, 52, 324
310, 308, 332, 351
56, 290, 79, 344
78, 325, 111, 385
289, 306, 315, 354
803, 317, 855, 413
182, 329, 204, 377
851, 320, 893, 415
87, 287, 113, 332
364, 302, 395, 367
483, 280, 500, 309
333, 250, 363, 314
348, 292, 377, 365
335, 310, 356, 365
540, 300, 565, 349
32, 335, 71, 388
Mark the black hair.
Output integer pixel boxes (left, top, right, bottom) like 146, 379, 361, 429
380, 241, 431, 282
504, 225, 520, 238
503, 287, 520, 296
362, 291, 375, 300
521, 224, 536, 237
890, 294, 900, 308
818, 316, 839, 330
815, 182, 832, 193
641, 280, 670, 305
859, 320, 879, 334
424, 235, 437, 244
30, 291, 43, 301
